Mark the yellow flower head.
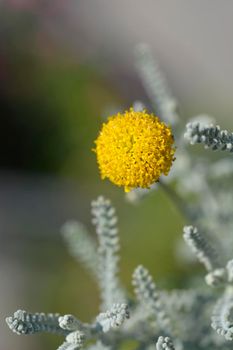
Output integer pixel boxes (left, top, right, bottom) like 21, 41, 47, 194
94, 108, 175, 192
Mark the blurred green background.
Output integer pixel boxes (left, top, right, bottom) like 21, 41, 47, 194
1, 1, 233, 349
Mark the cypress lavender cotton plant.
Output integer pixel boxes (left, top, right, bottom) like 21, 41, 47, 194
6, 44, 233, 349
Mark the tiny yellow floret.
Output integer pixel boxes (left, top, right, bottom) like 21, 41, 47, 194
94, 108, 175, 192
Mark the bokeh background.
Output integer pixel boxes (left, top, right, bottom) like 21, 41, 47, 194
1, 1, 233, 349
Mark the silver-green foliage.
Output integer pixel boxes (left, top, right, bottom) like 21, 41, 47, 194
6, 196, 233, 350
6, 197, 175, 349
184, 122, 233, 152
135, 43, 179, 126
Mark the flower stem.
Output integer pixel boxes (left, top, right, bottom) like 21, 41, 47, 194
159, 181, 190, 221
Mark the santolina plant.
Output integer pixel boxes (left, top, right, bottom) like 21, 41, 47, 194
6, 44, 233, 349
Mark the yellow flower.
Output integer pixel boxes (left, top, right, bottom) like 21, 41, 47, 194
94, 108, 175, 192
